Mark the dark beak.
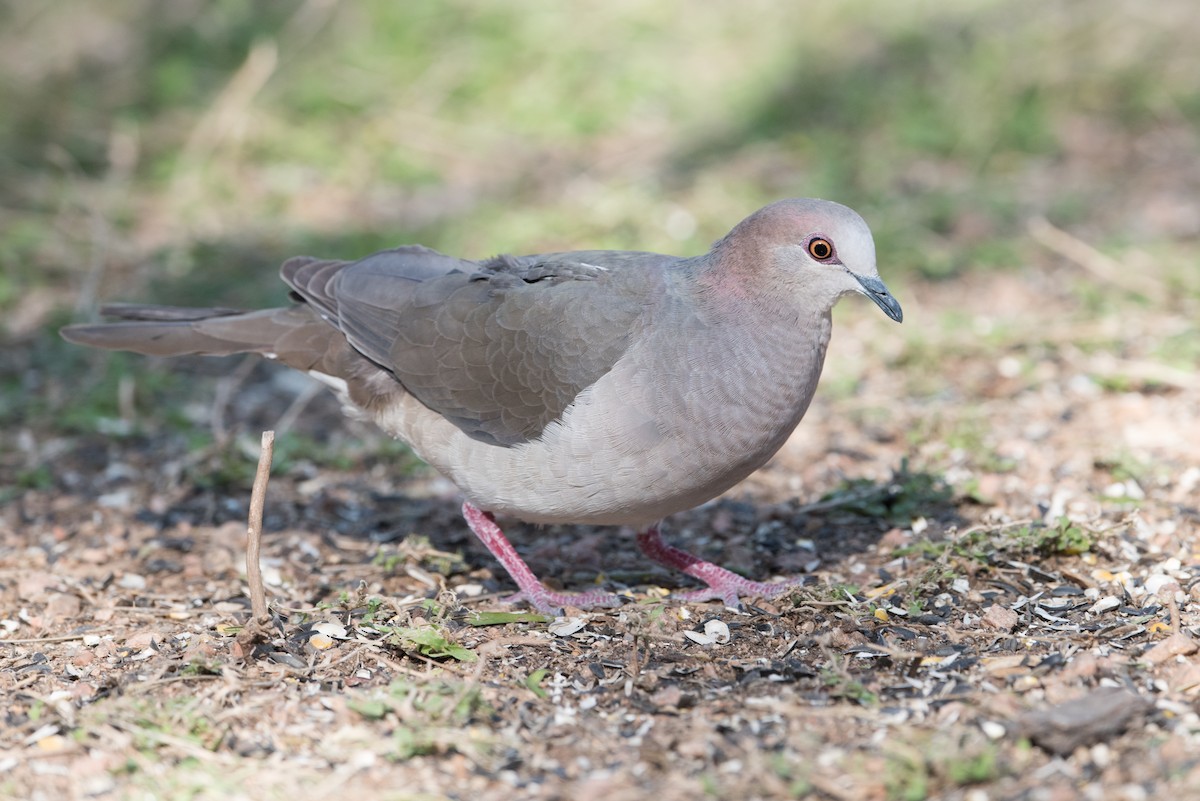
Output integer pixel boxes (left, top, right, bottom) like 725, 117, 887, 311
852, 273, 903, 323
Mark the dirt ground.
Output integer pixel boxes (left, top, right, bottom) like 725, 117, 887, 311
2, 256, 1199, 801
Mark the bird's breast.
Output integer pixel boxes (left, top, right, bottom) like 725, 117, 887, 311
431, 311, 833, 526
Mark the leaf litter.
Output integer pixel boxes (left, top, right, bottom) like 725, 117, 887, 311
2, 272, 1200, 799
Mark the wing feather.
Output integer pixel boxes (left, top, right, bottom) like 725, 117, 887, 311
284, 246, 666, 445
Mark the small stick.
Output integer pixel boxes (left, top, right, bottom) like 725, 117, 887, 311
0, 631, 111, 645
1158, 582, 1183, 633
246, 430, 275, 620
1027, 216, 1164, 301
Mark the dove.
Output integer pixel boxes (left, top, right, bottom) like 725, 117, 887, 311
62, 198, 903, 613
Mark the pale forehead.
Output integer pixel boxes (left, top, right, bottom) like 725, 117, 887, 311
755, 198, 875, 258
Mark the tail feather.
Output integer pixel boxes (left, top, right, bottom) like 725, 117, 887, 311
62, 302, 404, 415
94, 303, 246, 322
60, 305, 324, 361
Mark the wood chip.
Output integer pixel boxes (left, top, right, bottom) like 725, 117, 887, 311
981, 604, 1019, 632
1143, 632, 1198, 665
1017, 687, 1149, 755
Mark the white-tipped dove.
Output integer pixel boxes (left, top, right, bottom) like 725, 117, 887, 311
62, 198, 903, 613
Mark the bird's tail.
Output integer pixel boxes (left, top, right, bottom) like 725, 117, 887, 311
60, 304, 333, 370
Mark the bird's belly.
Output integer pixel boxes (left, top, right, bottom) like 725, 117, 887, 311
401, 361, 820, 527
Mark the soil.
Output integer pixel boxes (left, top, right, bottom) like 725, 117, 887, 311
2, 264, 1199, 800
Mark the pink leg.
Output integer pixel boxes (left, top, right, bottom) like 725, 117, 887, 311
461, 503, 622, 615
636, 524, 807, 608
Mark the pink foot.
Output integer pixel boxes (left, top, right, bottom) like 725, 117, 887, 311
461, 503, 622, 615
636, 525, 808, 608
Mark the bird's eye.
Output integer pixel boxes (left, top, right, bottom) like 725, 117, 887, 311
807, 237, 834, 260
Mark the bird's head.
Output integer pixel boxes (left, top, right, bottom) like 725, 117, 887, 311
709, 198, 903, 323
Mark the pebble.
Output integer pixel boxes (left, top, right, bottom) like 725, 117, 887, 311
117, 573, 146, 590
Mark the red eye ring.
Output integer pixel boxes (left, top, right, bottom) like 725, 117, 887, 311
807, 237, 834, 261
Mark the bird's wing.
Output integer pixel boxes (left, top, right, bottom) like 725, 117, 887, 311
283, 246, 664, 446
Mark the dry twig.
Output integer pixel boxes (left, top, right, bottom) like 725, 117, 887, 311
246, 430, 274, 621
1028, 216, 1165, 302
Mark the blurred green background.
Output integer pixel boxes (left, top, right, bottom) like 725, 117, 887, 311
1, 0, 1197, 442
